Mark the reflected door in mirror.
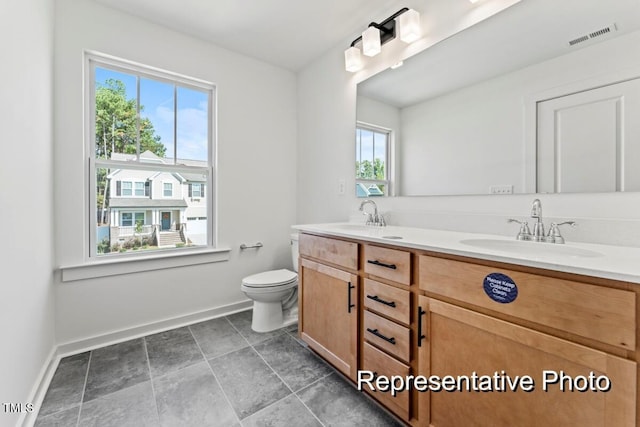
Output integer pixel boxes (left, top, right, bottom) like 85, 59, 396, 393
537, 78, 640, 193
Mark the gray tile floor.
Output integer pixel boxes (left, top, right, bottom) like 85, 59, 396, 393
35, 310, 402, 427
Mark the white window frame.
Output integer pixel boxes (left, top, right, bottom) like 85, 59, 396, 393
163, 182, 173, 198
121, 181, 132, 196
134, 181, 145, 197
121, 211, 145, 227
84, 51, 219, 262
192, 183, 203, 198
355, 122, 393, 196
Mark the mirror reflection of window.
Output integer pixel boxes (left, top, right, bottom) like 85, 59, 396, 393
356, 124, 390, 197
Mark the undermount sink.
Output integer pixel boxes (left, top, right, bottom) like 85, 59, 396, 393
459, 238, 603, 258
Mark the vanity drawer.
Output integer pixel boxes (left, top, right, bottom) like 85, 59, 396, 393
364, 245, 410, 285
299, 233, 358, 271
364, 311, 410, 362
362, 342, 410, 420
364, 279, 410, 325
419, 255, 636, 351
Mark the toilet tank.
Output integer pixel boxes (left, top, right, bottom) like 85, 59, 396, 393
291, 233, 299, 272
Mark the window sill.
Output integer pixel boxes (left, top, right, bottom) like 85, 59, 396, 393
60, 247, 231, 282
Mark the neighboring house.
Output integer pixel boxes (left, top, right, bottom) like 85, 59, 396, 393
105, 151, 207, 247
356, 183, 384, 198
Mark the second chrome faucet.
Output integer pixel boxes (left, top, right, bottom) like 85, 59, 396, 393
508, 199, 576, 244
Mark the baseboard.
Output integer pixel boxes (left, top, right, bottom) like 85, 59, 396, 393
18, 346, 59, 427
56, 299, 253, 357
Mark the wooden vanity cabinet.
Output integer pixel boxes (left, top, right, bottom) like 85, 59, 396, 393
298, 233, 359, 380
418, 255, 638, 427
298, 231, 639, 427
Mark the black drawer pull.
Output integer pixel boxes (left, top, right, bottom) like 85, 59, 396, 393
366, 294, 396, 307
418, 306, 426, 347
367, 328, 396, 345
367, 260, 397, 270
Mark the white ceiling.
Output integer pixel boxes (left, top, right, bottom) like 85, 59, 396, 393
92, 0, 640, 88
93, 0, 413, 71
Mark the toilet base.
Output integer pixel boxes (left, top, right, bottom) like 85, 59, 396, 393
251, 302, 299, 333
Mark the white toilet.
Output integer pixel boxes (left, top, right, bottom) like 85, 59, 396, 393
241, 233, 299, 332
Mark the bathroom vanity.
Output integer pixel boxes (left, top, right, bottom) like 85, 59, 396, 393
295, 223, 640, 426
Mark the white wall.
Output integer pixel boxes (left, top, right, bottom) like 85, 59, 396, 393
54, 0, 297, 345
298, 13, 640, 248
0, 0, 56, 425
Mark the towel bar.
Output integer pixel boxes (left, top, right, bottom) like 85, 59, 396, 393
240, 242, 263, 250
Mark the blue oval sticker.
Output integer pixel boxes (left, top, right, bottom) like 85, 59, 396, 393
483, 273, 518, 304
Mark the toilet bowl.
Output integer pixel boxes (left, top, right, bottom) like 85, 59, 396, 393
241, 234, 299, 332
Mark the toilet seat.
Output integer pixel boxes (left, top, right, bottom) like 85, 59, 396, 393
241, 269, 297, 291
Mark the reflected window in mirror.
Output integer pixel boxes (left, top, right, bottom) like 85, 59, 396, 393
356, 123, 391, 197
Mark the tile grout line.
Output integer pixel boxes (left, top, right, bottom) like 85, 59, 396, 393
292, 371, 337, 427
243, 327, 329, 425
249, 341, 296, 395
224, 315, 260, 349
292, 394, 326, 427
75, 351, 93, 427
188, 324, 243, 426
142, 337, 162, 425
223, 316, 313, 421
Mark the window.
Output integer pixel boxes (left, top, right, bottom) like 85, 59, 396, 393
122, 181, 132, 196
163, 182, 173, 197
121, 212, 145, 227
190, 183, 203, 198
356, 124, 391, 197
134, 182, 145, 196
87, 52, 215, 257
115, 180, 149, 197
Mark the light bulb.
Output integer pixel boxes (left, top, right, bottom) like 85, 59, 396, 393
398, 9, 421, 43
362, 26, 381, 57
344, 46, 363, 72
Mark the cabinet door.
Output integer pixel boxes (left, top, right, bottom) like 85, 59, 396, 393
299, 258, 358, 380
424, 299, 636, 427
416, 295, 431, 426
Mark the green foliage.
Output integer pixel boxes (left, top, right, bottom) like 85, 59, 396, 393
97, 237, 111, 254
356, 158, 385, 180
94, 79, 166, 159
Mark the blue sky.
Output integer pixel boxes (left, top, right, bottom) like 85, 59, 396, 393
356, 128, 386, 165
96, 67, 208, 162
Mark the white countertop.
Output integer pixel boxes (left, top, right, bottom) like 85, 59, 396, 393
293, 222, 640, 284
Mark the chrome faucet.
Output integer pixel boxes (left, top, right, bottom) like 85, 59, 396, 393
359, 199, 386, 227
530, 198, 544, 241
508, 199, 577, 244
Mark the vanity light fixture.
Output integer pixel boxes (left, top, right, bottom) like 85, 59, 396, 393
344, 7, 421, 72
362, 26, 383, 57
344, 46, 363, 72
398, 9, 421, 43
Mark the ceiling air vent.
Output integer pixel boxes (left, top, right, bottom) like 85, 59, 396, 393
568, 23, 617, 47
